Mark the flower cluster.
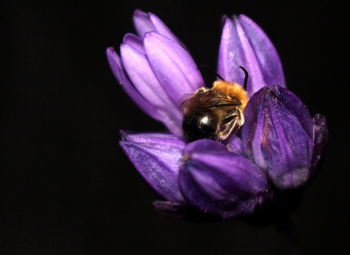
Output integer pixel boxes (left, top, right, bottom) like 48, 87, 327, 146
106, 10, 328, 219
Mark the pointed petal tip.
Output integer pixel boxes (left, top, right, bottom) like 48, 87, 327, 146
122, 33, 145, 53
106, 44, 164, 121
235, 14, 261, 28
218, 13, 285, 94
133, 9, 147, 18
235, 14, 262, 31
106, 46, 116, 58
119, 138, 186, 203
106, 46, 121, 74
106, 47, 116, 64
119, 129, 131, 140
133, 9, 154, 38
148, 12, 161, 23
122, 32, 137, 43
220, 14, 231, 27
144, 31, 204, 105
106, 46, 114, 53
222, 15, 234, 26
237, 14, 253, 22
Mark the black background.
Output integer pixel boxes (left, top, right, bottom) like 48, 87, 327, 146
2, 0, 349, 254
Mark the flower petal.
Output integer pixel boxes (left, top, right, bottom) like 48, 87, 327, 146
120, 131, 186, 203
144, 32, 204, 106
120, 43, 166, 107
242, 86, 313, 190
106, 47, 161, 120
148, 12, 183, 44
120, 43, 183, 135
183, 138, 228, 155
133, 9, 181, 44
310, 114, 328, 175
217, 15, 285, 97
133, 9, 155, 37
179, 139, 269, 219
123, 33, 145, 53
272, 82, 313, 137
238, 15, 285, 88
227, 135, 244, 155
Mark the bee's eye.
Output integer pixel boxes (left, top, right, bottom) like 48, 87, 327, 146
182, 109, 218, 142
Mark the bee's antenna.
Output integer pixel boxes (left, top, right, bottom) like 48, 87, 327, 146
239, 66, 249, 90
197, 64, 225, 81
215, 72, 225, 81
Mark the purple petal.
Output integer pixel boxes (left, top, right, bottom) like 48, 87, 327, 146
179, 140, 269, 219
273, 84, 313, 137
133, 9, 155, 37
123, 33, 145, 53
217, 15, 285, 97
120, 43, 183, 135
183, 138, 227, 156
106, 47, 161, 120
120, 43, 167, 107
144, 32, 204, 106
310, 114, 328, 175
239, 15, 285, 88
241, 89, 268, 169
120, 131, 186, 203
148, 12, 183, 44
227, 135, 244, 155
133, 10, 181, 44
242, 86, 313, 190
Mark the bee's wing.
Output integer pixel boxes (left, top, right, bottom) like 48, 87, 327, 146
205, 93, 241, 108
181, 90, 241, 113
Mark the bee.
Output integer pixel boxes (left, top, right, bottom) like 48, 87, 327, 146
182, 67, 249, 142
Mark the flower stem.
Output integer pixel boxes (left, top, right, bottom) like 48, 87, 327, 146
275, 217, 304, 255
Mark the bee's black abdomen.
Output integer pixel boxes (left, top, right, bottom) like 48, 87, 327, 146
182, 108, 218, 142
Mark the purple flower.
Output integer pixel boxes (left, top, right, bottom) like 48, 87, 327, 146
241, 85, 328, 190
107, 10, 328, 219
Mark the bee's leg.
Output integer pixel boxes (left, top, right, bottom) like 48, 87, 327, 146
217, 109, 244, 141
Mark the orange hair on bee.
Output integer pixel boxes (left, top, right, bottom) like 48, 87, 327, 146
212, 81, 248, 110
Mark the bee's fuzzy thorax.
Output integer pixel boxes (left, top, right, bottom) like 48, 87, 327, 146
212, 81, 248, 110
